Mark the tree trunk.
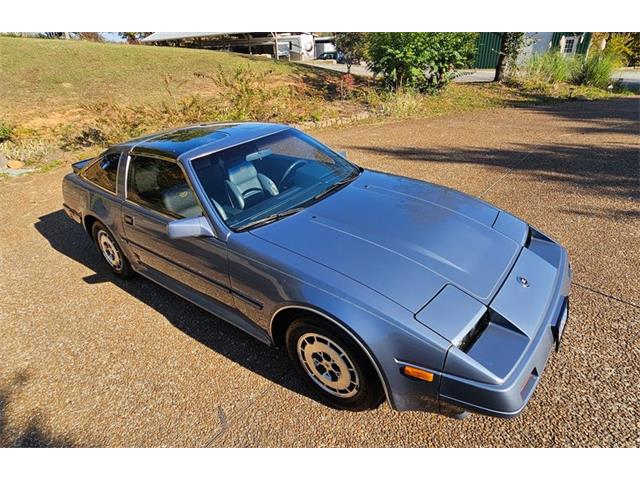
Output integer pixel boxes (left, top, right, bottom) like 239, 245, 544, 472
494, 33, 506, 82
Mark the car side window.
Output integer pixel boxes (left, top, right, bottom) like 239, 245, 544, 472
83, 152, 120, 194
126, 156, 202, 219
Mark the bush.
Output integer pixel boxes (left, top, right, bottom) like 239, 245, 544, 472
62, 66, 331, 149
519, 50, 618, 90
0, 122, 14, 143
572, 51, 617, 89
0, 139, 54, 166
364, 89, 424, 117
367, 32, 478, 92
521, 51, 578, 84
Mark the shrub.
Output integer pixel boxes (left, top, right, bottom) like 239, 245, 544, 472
521, 51, 578, 84
519, 50, 618, 90
0, 122, 14, 143
593, 32, 640, 67
571, 51, 617, 89
0, 139, 54, 166
367, 32, 478, 92
62, 66, 332, 149
364, 89, 424, 117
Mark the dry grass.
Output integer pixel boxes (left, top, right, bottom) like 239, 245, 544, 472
0, 36, 342, 126
1, 36, 632, 176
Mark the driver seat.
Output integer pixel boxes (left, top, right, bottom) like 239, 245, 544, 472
225, 161, 278, 210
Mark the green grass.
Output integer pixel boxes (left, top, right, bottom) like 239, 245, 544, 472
0, 36, 633, 176
0, 36, 336, 126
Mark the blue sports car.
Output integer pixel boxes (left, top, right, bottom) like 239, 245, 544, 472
62, 123, 571, 418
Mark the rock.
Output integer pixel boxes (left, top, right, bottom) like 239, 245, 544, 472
6, 160, 24, 169
0, 152, 7, 168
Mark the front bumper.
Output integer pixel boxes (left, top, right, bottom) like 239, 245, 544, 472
438, 237, 572, 418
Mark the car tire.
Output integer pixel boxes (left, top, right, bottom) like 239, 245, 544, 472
91, 221, 134, 279
285, 316, 384, 411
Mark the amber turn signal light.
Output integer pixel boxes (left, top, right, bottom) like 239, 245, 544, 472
402, 365, 434, 382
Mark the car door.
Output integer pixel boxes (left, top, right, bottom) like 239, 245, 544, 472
120, 153, 236, 310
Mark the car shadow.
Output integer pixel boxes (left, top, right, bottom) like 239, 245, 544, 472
34, 210, 322, 406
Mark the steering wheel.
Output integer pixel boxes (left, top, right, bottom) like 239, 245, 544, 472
278, 160, 307, 189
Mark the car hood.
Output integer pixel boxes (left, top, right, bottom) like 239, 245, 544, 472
251, 170, 523, 313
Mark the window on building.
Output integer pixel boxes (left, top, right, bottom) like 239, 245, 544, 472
563, 37, 577, 55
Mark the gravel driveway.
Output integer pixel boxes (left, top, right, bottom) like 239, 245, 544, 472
1, 98, 638, 447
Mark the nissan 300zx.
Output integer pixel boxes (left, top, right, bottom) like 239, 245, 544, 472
62, 123, 572, 418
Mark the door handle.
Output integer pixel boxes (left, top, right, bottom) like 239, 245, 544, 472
124, 214, 135, 226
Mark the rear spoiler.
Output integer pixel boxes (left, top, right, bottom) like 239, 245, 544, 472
72, 157, 93, 174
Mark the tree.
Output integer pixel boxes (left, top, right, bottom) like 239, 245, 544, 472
334, 32, 367, 74
77, 32, 104, 42
593, 32, 640, 67
119, 32, 152, 44
367, 32, 478, 91
494, 33, 525, 82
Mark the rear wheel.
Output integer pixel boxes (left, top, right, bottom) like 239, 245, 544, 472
285, 316, 383, 411
91, 221, 133, 279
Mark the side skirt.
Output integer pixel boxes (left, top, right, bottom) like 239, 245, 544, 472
134, 263, 273, 346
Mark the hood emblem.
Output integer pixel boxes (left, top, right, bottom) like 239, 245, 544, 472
517, 276, 530, 287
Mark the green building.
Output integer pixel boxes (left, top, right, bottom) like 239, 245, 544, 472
474, 32, 593, 69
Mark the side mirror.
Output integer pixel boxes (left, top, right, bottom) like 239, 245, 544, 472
338, 150, 347, 159
167, 216, 215, 239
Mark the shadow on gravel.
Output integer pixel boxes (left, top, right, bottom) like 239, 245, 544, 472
34, 211, 316, 406
0, 371, 76, 447
356, 142, 639, 208
352, 98, 639, 216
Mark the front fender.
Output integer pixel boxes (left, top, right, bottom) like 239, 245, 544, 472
227, 232, 451, 411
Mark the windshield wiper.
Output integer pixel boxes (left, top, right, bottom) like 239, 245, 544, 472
235, 207, 305, 232
311, 171, 360, 202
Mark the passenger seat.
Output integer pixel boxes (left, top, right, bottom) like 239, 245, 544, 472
162, 184, 202, 218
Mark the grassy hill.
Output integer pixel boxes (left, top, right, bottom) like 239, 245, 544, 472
0, 36, 343, 127
1, 36, 618, 175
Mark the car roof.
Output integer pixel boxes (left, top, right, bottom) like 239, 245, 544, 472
118, 122, 290, 161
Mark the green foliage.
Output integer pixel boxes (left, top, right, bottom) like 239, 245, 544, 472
0, 121, 14, 143
572, 51, 617, 89
520, 50, 617, 90
494, 33, 526, 82
334, 33, 367, 73
63, 66, 329, 148
521, 51, 578, 84
603, 33, 635, 67
366, 32, 478, 91
592, 32, 640, 67
118, 32, 152, 44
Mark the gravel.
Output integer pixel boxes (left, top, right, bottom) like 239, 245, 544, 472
0, 97, 638, 447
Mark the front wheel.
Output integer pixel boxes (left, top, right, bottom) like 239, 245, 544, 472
92, 221, 134, 279
285, 316, 383, 411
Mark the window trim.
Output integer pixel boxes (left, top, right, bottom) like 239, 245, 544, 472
80, 151, 121, 196
562, 36, 578, 55
124, 153, 210, 226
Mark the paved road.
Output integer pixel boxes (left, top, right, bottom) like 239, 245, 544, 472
1, 98, 638, 447
301, 61, 493, 83
613, 69, 640, 91
304, 61, 640, 90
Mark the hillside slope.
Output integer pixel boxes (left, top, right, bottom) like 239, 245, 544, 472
0, 36, 340, 126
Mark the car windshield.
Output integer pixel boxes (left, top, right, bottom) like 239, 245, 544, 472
191, 129, 360, 231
